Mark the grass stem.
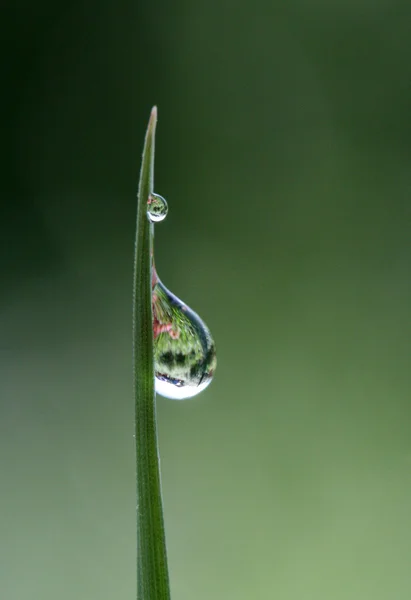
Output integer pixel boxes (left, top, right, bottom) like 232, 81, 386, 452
133, 107, 171, 600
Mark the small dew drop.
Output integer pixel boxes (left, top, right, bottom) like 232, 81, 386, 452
152, 271, 217, 400
147, 193, 168, 222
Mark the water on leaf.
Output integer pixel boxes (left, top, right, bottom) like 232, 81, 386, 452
152, 269, 216, 399
147, 193, 168, 222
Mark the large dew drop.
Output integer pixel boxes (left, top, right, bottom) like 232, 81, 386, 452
147, 193, 168, 222
152, 269, 217, 399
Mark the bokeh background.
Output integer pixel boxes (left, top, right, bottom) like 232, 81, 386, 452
1, 2, 411, 599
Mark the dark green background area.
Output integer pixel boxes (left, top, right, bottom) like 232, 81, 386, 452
1, 2, 410, 598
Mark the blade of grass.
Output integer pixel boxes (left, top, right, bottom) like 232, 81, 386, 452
133, 107, 171, 600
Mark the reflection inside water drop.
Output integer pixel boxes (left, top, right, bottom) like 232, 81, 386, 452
152, 269, 216, 399
147, 193, 168, 222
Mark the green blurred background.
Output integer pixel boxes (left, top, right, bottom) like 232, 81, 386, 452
1, 2, 411, 599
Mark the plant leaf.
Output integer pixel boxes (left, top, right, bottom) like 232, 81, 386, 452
133, 107, 171, 600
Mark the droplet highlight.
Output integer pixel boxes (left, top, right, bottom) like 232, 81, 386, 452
152, 270, 217, 399
147, 193, 168, 222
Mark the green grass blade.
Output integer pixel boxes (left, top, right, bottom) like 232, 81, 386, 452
133, 107, 171, 600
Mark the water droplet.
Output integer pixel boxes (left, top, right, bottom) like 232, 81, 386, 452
147, 193, 168, 222
152, 270, 216, 399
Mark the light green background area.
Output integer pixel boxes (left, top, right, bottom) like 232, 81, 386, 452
1, 2, 410, 599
